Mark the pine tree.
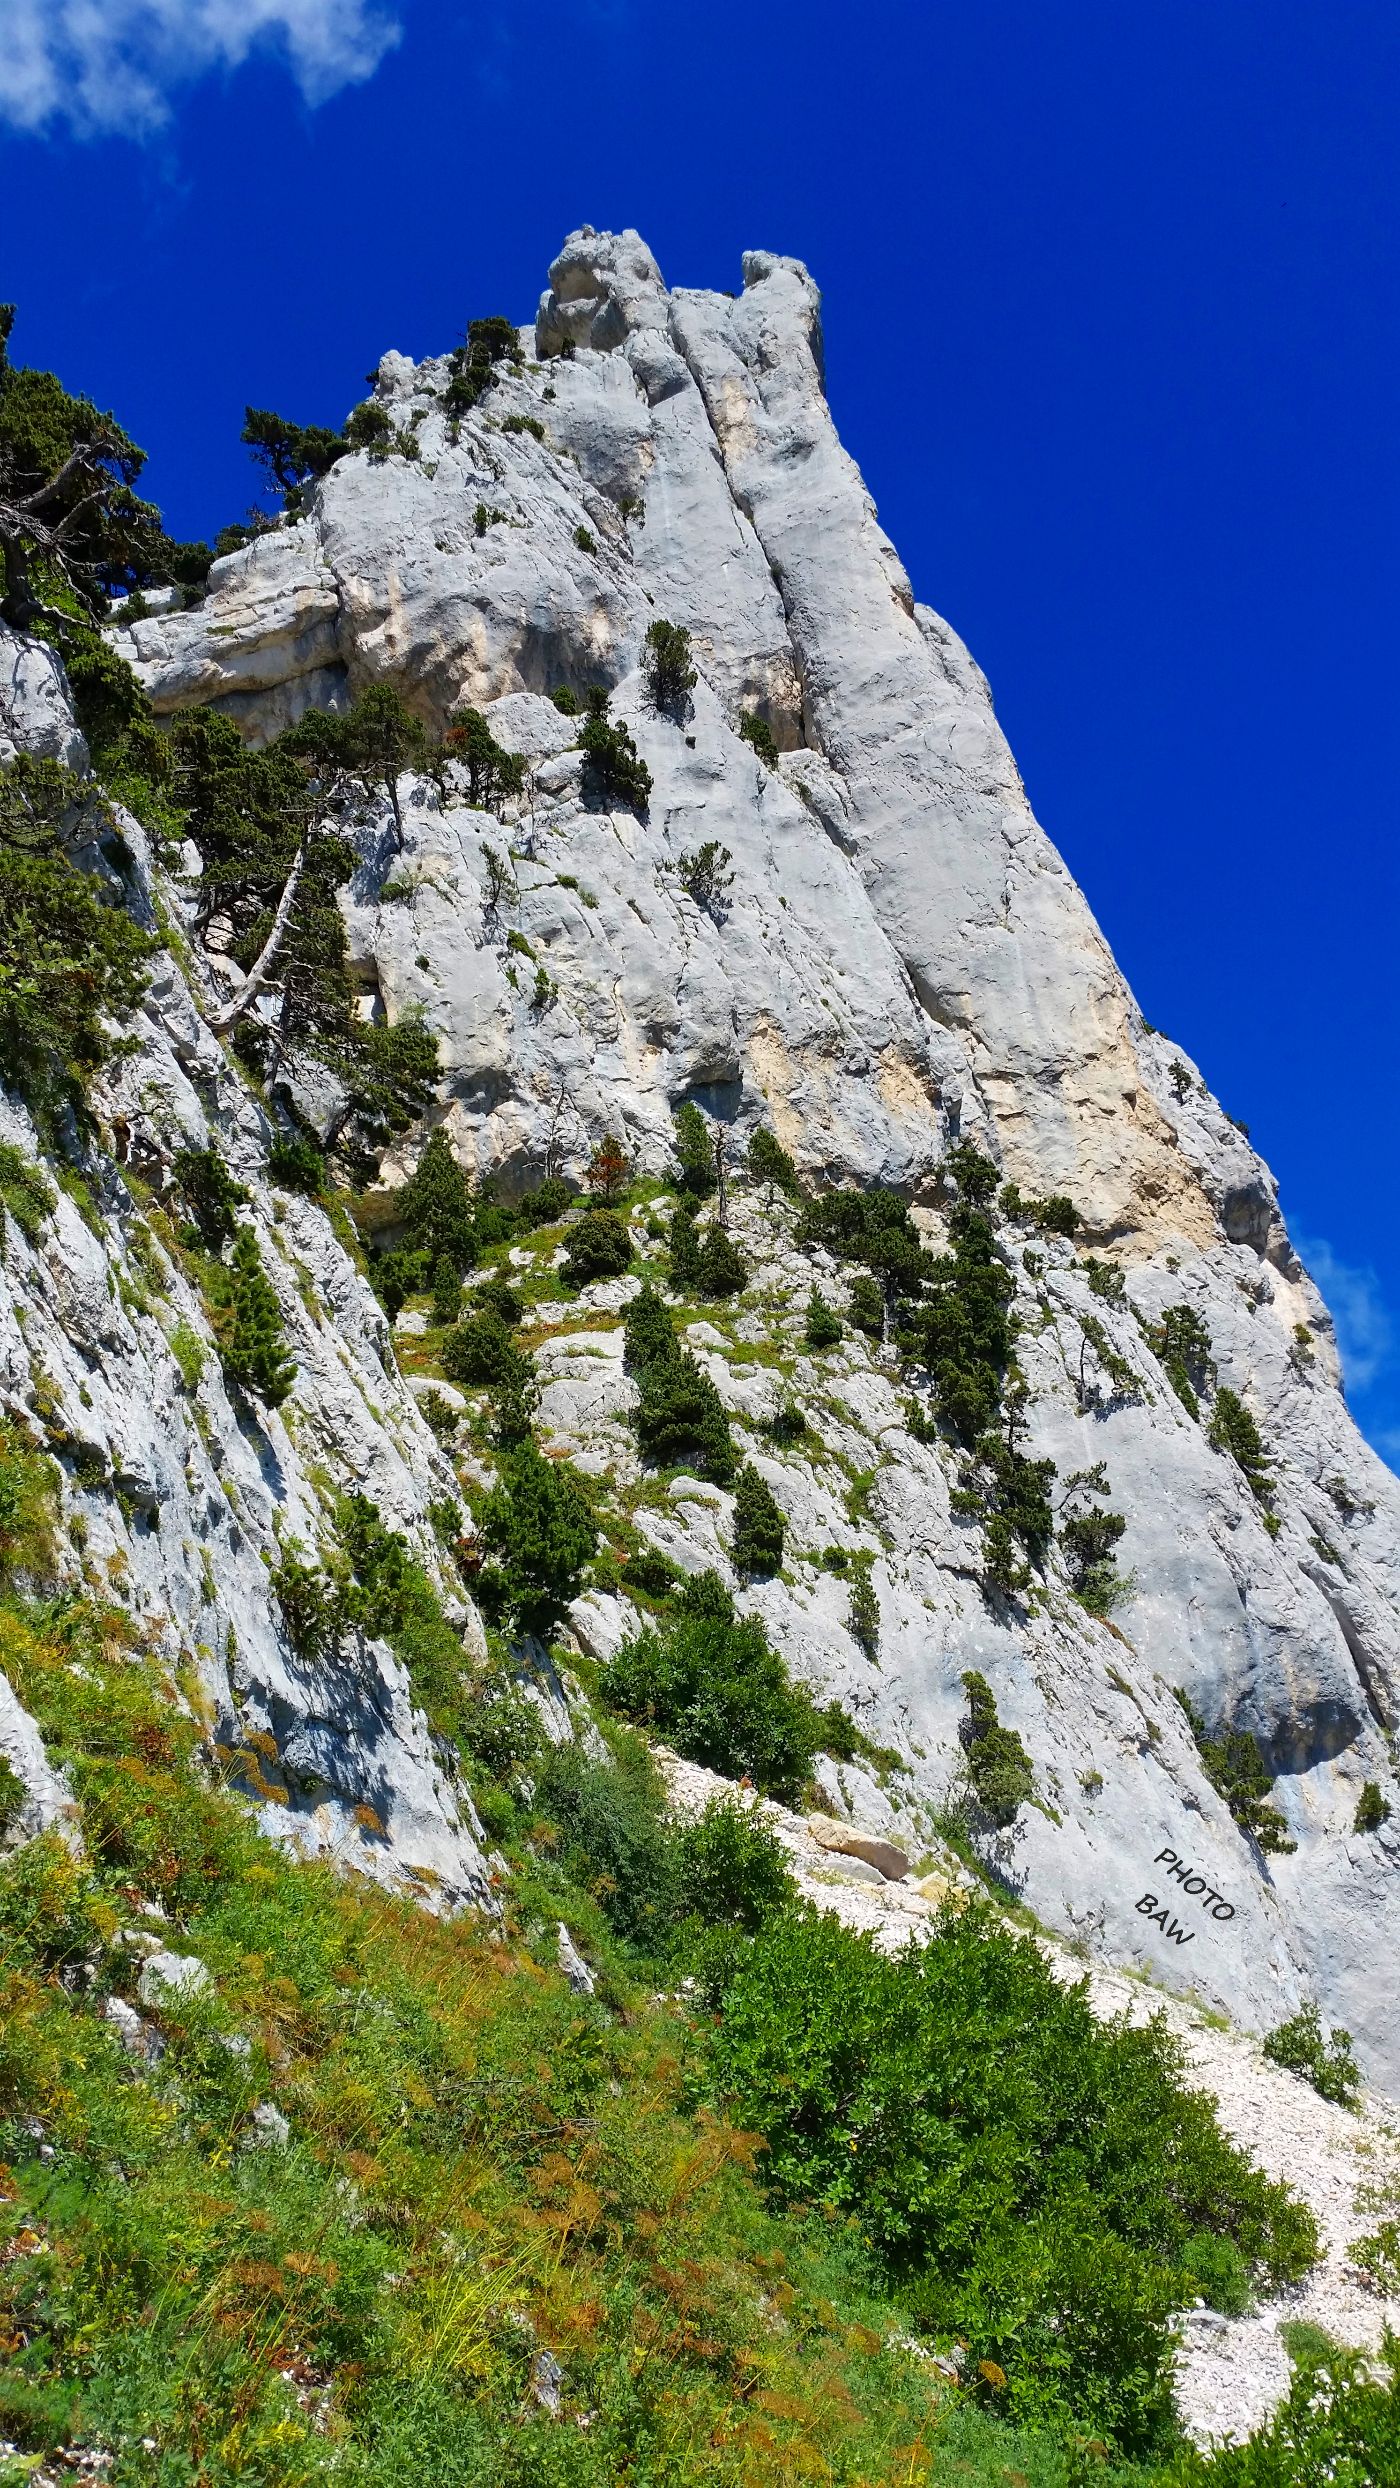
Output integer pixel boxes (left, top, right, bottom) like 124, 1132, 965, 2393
432, 1254, 462, 1328
669, 1205, 703, 1289
732, 1462, 786, 1578
477, 1437, 598, 1638
673, 1101, 717, 1196
748, 1126, 800, 1198
398, 1131, 476, 1271
587, 1132, 630, 1204
223, 1227, 296, 1407
698, 1222, 748, 1299
804, 1288, 843, 1349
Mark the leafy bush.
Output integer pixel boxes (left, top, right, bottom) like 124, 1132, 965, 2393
1159, 2332, 1400, 2487
265, 1130, 324, 1193
514, 1172, 575, 1227
848, 1273, 885, 1337
703, 1902, 1316, 2453
439, 1309, 535, 1427
1150, 1302, 1217, 1417
579, 688, 651, 812
804, 1286, 843, 1348
603, 1590, 826, 1802
960, 1669, 1034, 1824
913, 1145, 1015, 1442
1175, 1689, 1295, 1854
562, 1207, 632, 1285
531, 1733, 679, 1952
172, 1143, 247, 1250
549, 683, 579, 715
1262, 2003, 1361, 2108
444, 312, 522, 420
219, 1226, 295, 1407
676, 1798, 796, 1936
731, 1462, 785, 1578
0, 760, 154, 1116
643, 618, 697, 712
0, 1141, 54, 1244
477, 1437, 598, 1639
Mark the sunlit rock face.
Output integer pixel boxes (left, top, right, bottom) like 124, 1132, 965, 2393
53, 225, 1400, 2088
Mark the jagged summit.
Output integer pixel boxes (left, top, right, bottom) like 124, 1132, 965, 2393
2, 228, 1398, 2103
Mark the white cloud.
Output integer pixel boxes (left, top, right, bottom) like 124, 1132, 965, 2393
0, 0, 400, 136
1292, 1227, 1395, 1399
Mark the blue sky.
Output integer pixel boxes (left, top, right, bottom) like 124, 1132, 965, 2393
3, 0, 1397, 1460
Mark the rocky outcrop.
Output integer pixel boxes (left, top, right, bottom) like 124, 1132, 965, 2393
24, 224, 1400, 2085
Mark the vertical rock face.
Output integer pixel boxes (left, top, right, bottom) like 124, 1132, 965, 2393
35, 225, 1400, 2088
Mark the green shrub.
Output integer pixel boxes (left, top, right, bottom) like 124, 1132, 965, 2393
675, 840, 734, 914
668, 1202, 703, 1288
573, 524, 596, 554
1061, 1464, 1131, 1613
444, 312, 522, 419
431, 1252, 462, 1327
698, 1220, 748, 1298
738, 710, 779, 767
265, 1131, 324, 1193
1175, 1689, 1295, 1854
397, 1129, 477, 1271
579, 689, 651, 812
1262, 2003, 1361, 2108
848, 1273, 885, 1337
477, 1437, 598, 1639
848, 1550, 880, 1657
673, 1099, 717, 1196
472, 1271, 524, 1326
804, 1287, 843, 1348
445, 706, 525, 810
1354, 1780, 1390, 1833
440, 1308, 535, 1413
501, 413, 545, 441
270, 1544, 339, 1661
514, 1172, 575, 1227
732, 1462, 785, 1578
747, 1124, 800, 1196
0, 1141, 54, 1244
634, 1339, 734, 1482
220, 1226, 295, 1407
603, 1596, 825, 1802
643, 618, 697, 712
532, 1733, 678, 1952
911, 1147, 1015, 1443
562, 1207, 632, 1285
675, 1798, 796, 1935
1150, 1303, 1216, 1417
549, 684, 579, 715
1209, 1387, 1276, 1507
1158, 2333, 1400, 2486
960, 1670, 1034, 1825
703, 1901, 1315, 2453
172, 1143, 247, 1251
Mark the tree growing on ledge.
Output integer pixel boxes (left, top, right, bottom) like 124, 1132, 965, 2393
644, 618, 697, 714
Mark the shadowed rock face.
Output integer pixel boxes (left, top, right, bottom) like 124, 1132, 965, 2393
35, 224, 1400, 2089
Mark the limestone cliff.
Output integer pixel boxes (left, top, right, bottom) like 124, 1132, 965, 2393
7, 226, 1399, 2090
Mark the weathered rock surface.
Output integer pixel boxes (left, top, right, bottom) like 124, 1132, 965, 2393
11, 225, 1400, 2092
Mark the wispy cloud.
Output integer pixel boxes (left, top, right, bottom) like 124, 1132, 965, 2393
0, 0, 400, 137
1292, 1228, 1395, 1399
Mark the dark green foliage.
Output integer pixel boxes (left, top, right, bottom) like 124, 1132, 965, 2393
333, 1493, 484, 1762
342, 399, 394, 455
676, 1798, 796, 1936
265, 1131, 324, 1193
1, 308, 209, 631
1262, 2004, 1361, 2108
1209, 1387, 1276, 1507
280, 681, 438, 848
439, 1309, 533, 1404
1061, 1463, 1131, 1613
914, 1148, 1015, 1444
1084, 1256, 1127, 1303
668, 1201, 703, 1288
477, 1438, 598, 1639
999, 1182, 1079, 1239
573, 524, 596, 553
472, 1272, 524, 1326
621, 1278, 673, 1374
0, 1750, 24, 1832
549, 683, 579, 714
397, 1129, 477, 1272
747, 1125, 800, 1197
763, 1396, 808, 1444
732, 1462, 785, 1578
804, 1287, 843, 1349
698, 1220, 748, 1298
270, 1546, 339, 1661
241, 406, 347, 510
501, 413, 545, 442
643, 618, 697, 712
561, 1207, 633, 1285
848, 1273, 885, 1337
1175, 1690, 1296, 1854
533, 1735, 678, 1952
0, 758, 153, 1115
61, 631, 150, 760
634, 1339, 736, 1482
172, 1144, 247, 1251
579, 688, 651, 812
1150, 1302, 1216, 1418
1355, 1780, 1390, 1832
0, 1142, 54, 1244
514, 1173, 575, 1227
445, 706, 526, 810
738, 710, 779, 767
431, 1253, 462, 1328
702, 1902, 1316, 2452
1075, 1311, 1142, 1408
848, 1550, 880, 1657
675, 839, 734, 915
673, 1098, 717, 1196
960, 1670, 1035, 1824
444, 314, 522, 420
221, 1226, 296, 1408
603, 1602, 825, 1801
954, 1406, 1057, 1600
